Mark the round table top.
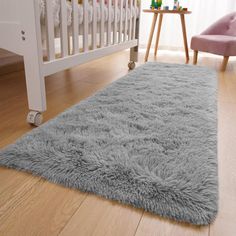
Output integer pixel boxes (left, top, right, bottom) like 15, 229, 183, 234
143, 9, 192, 14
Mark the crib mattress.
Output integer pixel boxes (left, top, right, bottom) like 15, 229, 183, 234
39, 0, 139, 27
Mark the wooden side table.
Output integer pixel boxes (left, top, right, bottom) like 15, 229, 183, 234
143, 10, 192, 63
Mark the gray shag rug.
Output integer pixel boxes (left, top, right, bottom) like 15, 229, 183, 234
0, 62, 218, 225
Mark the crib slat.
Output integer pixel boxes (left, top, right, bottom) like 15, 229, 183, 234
100, 0, 105, 47
107, 0, 112, 45
67, 31, 71, 54
124, 0, 128, 42
113, 0, 118, 44
133, 0, 137, 39
92, 0, 97, 49
83, 0, 89, 52
34, 0, 44, 61
128, 0, 133, 40
60, 0, 69, 57
72, 0, 79, 54
119, 0, 123, 43
45, 1, 55, 60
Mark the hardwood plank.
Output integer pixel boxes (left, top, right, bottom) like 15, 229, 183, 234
135, 212, 208, 236
0, 168, 39, 210
210, 218, 236, 236
59, 195, 143, 236
210, 100, 236, 236
0, 49, 23, 76
0, 179, 87, 236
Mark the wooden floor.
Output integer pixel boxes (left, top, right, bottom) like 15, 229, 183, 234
0, 50, 236, 236
0, 49, 23, 76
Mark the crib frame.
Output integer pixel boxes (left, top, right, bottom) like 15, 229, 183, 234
0, 0, 140, 125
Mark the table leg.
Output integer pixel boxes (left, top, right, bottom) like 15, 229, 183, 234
145, 13, 158, 62
180, 14, 189, 63
154, 13, 163, 57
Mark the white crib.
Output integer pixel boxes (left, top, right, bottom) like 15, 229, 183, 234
0, 0, 140, 126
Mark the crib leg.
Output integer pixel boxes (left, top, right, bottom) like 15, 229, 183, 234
129, 18, 140, 70
21, 0, 47, 126
24, 53, 46, 126
129, 43, 138, 70
129, 46, 138, 70
130, 46, 138, 63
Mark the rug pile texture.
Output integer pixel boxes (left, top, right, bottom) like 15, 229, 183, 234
0, 62, 218, 225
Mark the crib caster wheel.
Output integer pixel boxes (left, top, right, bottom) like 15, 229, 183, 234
128, 61, 136, 70
27, 111, 43, 127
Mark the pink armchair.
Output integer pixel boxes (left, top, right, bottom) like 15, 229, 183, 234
191, 12, 236, 71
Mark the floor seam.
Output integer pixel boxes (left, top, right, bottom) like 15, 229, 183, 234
0, 176, 41, 222
133, 210, 145, 236
57, 193, 88, 236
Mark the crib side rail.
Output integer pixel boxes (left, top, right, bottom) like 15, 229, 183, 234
34, 0, 140, 75
0, 0, 28, 55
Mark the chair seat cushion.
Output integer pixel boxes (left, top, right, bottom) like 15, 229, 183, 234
191, 35, 236, 56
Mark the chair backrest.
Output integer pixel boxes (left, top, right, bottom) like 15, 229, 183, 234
201, 12, 236, 36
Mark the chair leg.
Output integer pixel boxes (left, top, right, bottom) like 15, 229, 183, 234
193, 51, 198, 65
221, 56, 229, 71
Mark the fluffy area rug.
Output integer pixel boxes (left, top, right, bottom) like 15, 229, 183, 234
0, 62, 218, 225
